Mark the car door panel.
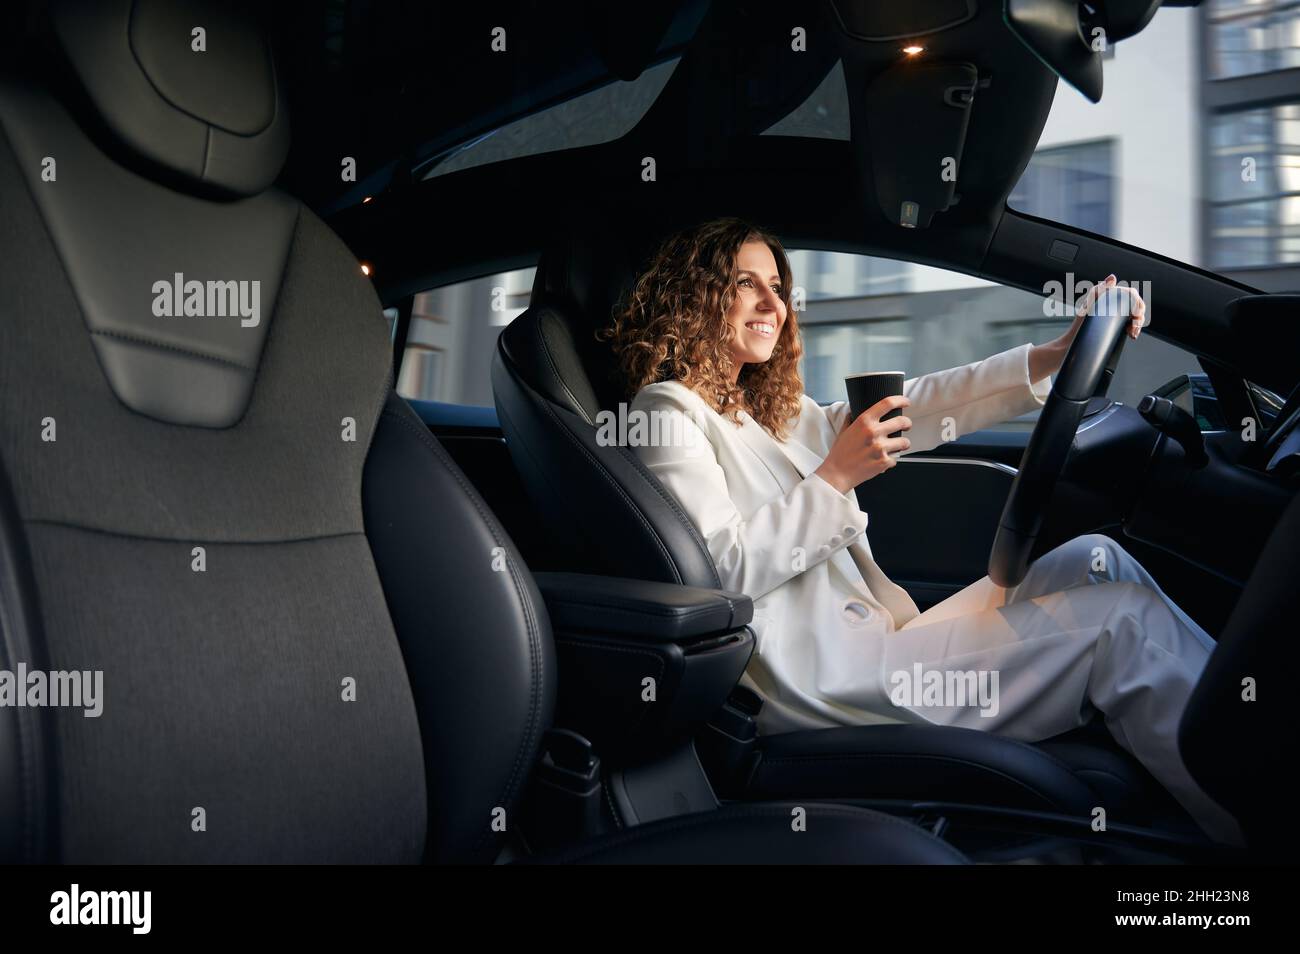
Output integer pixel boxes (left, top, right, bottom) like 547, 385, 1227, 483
854, 433, 1023, 608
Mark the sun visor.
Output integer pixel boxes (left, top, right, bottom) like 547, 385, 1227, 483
856, 59, 980, 229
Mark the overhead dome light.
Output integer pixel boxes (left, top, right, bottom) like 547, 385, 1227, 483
360, 263, 372, 277
903, 45, 924, 56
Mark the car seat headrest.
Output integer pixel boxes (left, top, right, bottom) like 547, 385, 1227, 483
528, 212, 673, 410
533, 222, 646, 334
48, 0, 289, 198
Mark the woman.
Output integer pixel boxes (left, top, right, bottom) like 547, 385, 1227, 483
607, 216, 1241, 846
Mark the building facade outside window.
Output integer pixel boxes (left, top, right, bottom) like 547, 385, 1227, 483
1207, 0, 1300, 79
1008, 139, 1115, 235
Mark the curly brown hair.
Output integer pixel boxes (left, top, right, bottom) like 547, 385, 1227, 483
599, 217, 804, 440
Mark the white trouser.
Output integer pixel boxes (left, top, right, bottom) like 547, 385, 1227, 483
893, 532, 1243, 846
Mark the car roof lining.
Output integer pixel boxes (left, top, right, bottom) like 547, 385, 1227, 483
275, 0, 1060, 216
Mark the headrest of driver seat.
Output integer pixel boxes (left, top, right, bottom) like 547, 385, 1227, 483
47, 0, 289, 198
526, 212, 670, 411
532, 220, 647, 333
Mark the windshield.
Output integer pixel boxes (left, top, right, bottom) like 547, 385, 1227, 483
1009, 1, 1300, 292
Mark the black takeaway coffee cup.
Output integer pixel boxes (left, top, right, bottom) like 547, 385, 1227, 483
845, 371, 906, 438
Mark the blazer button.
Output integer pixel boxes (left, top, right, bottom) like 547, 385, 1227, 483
829, 534, 842, 547
842, 525, 858, 537
818, 545, 831, 557
841, 601, 874, 624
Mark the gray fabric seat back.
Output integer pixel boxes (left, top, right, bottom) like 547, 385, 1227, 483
0, 0, 552, 863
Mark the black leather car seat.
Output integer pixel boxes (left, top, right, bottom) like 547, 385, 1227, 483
0, 0, 965, 865
492, 204, 1186, 830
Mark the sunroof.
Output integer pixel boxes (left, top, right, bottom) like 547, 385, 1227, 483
762, 60, 850, 141
419, 57, 682, 181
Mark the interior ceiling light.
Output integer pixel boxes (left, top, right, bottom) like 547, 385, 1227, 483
360, 263, 372, 276
903, 45, 924, 55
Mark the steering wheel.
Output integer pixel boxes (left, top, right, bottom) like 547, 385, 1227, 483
988, 289, 1132, 588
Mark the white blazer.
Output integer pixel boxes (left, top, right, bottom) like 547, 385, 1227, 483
629, 342, 1053, 733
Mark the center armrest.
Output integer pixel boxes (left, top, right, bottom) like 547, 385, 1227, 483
532, 572, 753, 643
531, 572, 754, 755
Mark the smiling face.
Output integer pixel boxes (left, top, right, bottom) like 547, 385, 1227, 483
724, 240, 788, 379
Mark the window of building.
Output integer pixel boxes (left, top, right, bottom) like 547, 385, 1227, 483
1208, 0, 1300, 79
1008, 139, 1116, 236
1208, 102, 1300, 268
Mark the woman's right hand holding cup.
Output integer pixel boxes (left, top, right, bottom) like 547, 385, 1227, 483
814, 395, 912, 494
